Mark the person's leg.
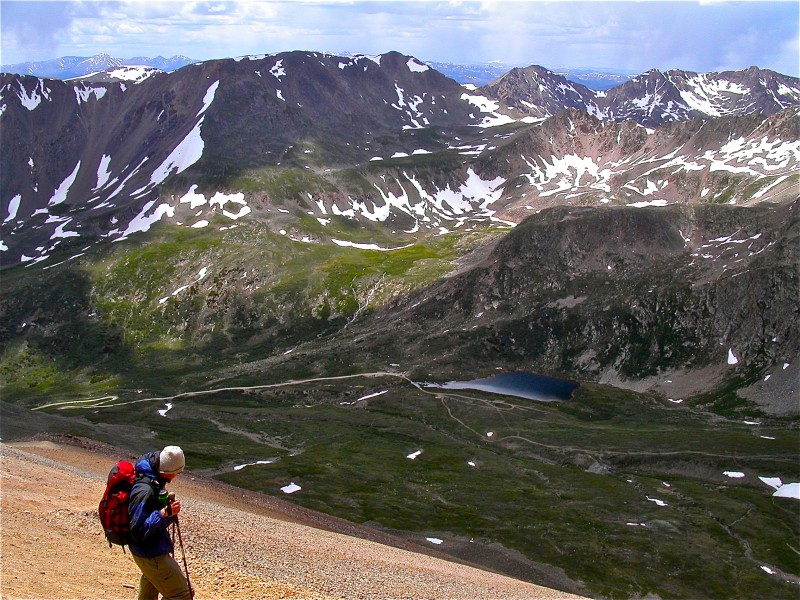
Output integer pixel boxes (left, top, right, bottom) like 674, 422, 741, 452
151, 553, 192, 600
131, 556, 161, 600
132, 553, 191, 600
137, 572, 159, 600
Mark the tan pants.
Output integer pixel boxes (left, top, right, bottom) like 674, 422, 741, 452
131, 552, 192, 600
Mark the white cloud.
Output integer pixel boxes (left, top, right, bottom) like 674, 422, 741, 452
2, 1, 797, 76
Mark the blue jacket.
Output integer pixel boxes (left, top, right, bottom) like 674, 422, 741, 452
128, 451, 175, 558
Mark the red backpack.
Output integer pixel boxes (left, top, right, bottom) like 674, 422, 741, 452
98, 459, 136, 549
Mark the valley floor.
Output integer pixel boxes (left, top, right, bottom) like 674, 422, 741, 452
1, 439, 582, 600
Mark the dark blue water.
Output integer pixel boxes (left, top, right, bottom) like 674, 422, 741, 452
427, 371, 579, 402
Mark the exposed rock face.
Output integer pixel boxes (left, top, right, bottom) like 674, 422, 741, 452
482, 65, 800, 126
477, 107, 799, 215
478, 65, 599, 119
338, 201, 799, 403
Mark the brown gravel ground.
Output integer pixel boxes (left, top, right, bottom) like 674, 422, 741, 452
1, 439, 584, 600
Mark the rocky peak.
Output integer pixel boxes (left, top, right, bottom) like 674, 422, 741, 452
479, 64, 597, 119
78, 53, 122, 72
478, 63, 800, 126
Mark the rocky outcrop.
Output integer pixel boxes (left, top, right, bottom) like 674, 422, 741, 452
339, 201, 799, 403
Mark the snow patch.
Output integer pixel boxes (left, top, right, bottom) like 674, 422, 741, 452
117, 200, 175, 240
51, 219, 80, 239
407, 450, 423, 460
4, 195, 21, 223
331, 239, 413, 252
234, 460, 274, 471
17, 79, 49, 110
180, 186, 208, 209
461, 92, 515, 127
150, 119, 206, 185
48, 162, 81, 206
107, 66, 158, 83
727, 349, 739, 365
95, 155, 112, 190
210, 191, 250, 219
159, 266, 210, 304
281, 483, 302, 494
628, 199, 669, 208
270, 60, 286, 79
75, 84, 107, 104
356, 390, 389, 402
759, 477, 782, 489
407, 58, 429, 73
773, 483, 800, 499
723, 471, 745, 479
197, 80, 220, 116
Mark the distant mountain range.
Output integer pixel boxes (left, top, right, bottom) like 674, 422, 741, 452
426, 60, 636, 89
3, 52, 638, 90
0, 52, 198, 80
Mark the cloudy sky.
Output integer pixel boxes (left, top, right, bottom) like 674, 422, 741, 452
2, 1, 798, 75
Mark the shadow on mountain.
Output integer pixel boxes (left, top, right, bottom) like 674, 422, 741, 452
0, 265, 132, 395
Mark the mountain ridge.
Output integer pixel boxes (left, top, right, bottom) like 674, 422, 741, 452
480, 64, 800, 125
1, 53, 198, 79
1, 50, 797, 268
1, 51, 640, 89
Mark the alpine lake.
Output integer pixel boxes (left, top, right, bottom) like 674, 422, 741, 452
427, 371, 580, 402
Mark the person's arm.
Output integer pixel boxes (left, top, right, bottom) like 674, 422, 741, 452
129, 484, 172, 542
159, 498, 181, 518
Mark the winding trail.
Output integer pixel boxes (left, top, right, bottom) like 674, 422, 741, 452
33, 372, 793, 463
33, 372, 418, 411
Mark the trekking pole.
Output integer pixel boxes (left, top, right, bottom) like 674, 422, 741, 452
174, 516, 195, 600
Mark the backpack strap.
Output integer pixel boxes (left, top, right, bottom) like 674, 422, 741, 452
135, 473, 160, 491
134, 473, 164, 511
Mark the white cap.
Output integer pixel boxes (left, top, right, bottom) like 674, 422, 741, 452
159, 446, 185, 475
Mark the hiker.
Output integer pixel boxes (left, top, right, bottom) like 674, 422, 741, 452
128, 445, 192, 600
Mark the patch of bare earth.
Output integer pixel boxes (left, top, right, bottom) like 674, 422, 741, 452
1, 440, 583, 599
